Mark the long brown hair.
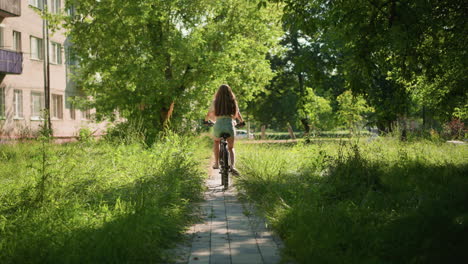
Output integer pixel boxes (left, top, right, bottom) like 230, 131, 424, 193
214, 84, 238, 116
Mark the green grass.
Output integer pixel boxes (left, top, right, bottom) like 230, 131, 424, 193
0, 134, 211, 263
235, 138, 468, 264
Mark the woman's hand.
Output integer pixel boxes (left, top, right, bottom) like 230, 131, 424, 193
236, 121, 246, 128
203, 120, 215, 126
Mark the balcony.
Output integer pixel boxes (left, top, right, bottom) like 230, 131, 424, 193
0, 49, 23, 74
0, 0, 21, 17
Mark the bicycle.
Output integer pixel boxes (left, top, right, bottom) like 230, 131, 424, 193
204, 120, 245, 189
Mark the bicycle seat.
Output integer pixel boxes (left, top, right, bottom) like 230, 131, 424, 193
220, 133, 231, 139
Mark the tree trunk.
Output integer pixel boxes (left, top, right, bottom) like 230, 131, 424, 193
261, 125, 266, 140
301, 118, 310, 135
287, 123, 296, 139
422, 105, 426, 128
160, 101, 175, 127
400, 115, 408, 141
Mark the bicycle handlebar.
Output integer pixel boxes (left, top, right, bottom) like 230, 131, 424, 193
203, 120, 215, 127
204, 120, 246, 128
235, 121, 246, 128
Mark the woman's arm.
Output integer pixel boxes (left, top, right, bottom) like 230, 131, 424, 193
234, 101, 244, 122
236, 110, 244, 123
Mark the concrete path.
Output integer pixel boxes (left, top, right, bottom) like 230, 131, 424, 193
183, 167, 282, 264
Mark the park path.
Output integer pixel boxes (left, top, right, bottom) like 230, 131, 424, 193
173, 165, 283, 264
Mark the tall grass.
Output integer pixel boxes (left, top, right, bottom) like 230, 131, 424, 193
0, 134, 210, 263
236, 139, 468, 263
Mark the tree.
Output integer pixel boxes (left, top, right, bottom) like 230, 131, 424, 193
263, 0, 467, 131
336, 90, 373, 135
64, 0, 283, 135
248, 29, 343, 132
247, 51, 300, 130
301, 87, 332, 133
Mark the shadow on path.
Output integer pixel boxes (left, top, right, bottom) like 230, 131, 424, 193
176, 167, 283, 264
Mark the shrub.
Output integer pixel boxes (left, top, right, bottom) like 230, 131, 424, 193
78, 127, 94, 143
443, 118, 465, 140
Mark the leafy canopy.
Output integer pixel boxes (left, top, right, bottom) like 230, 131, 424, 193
65, 0, 283, 132
261, 0, 467, 129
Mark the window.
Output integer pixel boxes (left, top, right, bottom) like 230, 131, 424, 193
0, 87, 5, 118
81, 108, 91, 120
13, 90, 23, 118
31, 92, 44, 119
69, 102, 76, 120
50, 0, 61, 14
30, 36, 44, 60
29, 0, 43, 10
65, 46, 78, 65
52, 94, 63, 119
50, 42, 62, 64
67, 5, 75, 17
13, 31, 21, 52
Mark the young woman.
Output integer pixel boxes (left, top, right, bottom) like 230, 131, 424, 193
205, 84, 245, 175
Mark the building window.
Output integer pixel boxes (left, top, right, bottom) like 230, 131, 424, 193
65, 46, 78, 66
81, 108, 91, 120
52, 94, 63, 119
0, 87, 5, 118
30, 36, 44, 60
29, 0, 44, 10
67, 5, 75, 17
31, 92, 44, 120
69, 102, 76, 120
51, 0, 61, 14
50, 42, 62, 64
13, 31, 22, 52
13, 90, 23, 118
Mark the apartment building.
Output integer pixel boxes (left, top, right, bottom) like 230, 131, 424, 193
0, 0, 106, 140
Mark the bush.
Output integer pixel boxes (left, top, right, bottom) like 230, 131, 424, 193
78, 127, 94, 143
442, 118, 466, 140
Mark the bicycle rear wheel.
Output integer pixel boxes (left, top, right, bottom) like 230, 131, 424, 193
218, 145, 229, 189
222, 148, 229, 189
219, 148, 225, 186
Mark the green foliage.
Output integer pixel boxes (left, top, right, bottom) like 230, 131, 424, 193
236, 140, 468, 263
453, 104, 468, 120
442, 119, 466, 140
104, 120, 147, 145
248, 31, 342, 131
77, 127, 93, 143
301, 87, 333, 130
0, 135, 210, 263
336, 90, 373, 134
64, 0, 283, 134
260, 0, 467, 130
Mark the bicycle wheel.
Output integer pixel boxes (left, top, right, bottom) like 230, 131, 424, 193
219, 148, 225, 186
222, 147, 230, 189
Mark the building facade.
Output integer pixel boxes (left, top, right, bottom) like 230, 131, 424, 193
0, 0, 106, 140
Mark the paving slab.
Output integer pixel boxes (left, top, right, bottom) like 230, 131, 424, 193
177, 165, 284, 264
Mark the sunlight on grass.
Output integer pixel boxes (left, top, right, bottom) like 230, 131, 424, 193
236, 138, 468, 264
0, 134, 211, 263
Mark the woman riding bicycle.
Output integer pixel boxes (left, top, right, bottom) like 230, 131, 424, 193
204, 84, 245, 175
